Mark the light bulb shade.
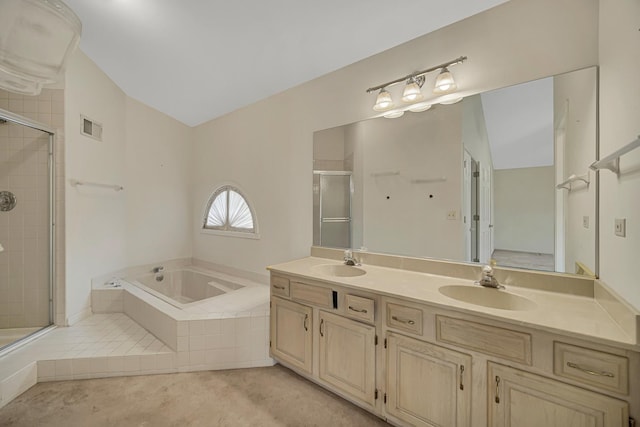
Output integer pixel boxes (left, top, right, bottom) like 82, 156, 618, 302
401, 80, 423, 103
433, 67, 457, 94
373, 88, 394, 111
439, 96, 464, 105
0, 0, 82, 95
383, 110, 404, 119
408, 102, 432, 113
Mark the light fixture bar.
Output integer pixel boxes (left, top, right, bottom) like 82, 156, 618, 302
365, 56, 467, 93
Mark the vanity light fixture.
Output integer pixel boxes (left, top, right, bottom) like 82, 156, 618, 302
401, 76, 425, 103
433, 67, 457, 94
373, 88, 394, 111
366, 56, 467, 114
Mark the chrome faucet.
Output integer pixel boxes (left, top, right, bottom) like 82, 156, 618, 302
343, 250, 360, 266
152, 266, 164, 274
476, 265, 503, 289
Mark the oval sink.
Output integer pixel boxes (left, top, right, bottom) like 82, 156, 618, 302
439, 285, 537, 311
312, 264, 367, 278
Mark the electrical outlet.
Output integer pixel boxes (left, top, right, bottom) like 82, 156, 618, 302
615, 218, 626, 237
447, 210, 457, 220
583, 216, 589, 229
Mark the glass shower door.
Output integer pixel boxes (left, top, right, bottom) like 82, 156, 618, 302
319, 173, 352, 249
0, 112, 53, 350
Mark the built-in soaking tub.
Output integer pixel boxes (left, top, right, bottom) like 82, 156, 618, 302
92, 262, 273, 372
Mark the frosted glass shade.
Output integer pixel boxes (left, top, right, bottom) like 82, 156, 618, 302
401, 80, 423, 103
373, 88, 393, 111
0, 0, 82, 95
383, 110, 404, 119
408, 102, 432, 112
433, 67, 457, 94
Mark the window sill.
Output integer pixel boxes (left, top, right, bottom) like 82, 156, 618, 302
201, 228, 261, 240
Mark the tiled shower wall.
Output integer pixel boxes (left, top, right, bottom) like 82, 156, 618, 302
0, 89, 65, 328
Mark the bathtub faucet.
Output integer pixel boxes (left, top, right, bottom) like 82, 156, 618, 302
152, 266, 164, 274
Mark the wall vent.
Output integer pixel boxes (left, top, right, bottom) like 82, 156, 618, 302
80, 115, 103, 141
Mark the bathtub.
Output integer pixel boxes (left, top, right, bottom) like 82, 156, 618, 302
132, 267, 247, 309
99, 263, 273, 371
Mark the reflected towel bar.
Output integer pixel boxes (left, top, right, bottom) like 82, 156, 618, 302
590, 135, 640, 173
70, 179, 124, 191
556, 172, 589, 191
411, 176, 447, 184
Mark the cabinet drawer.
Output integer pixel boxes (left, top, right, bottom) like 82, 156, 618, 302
436, 316, 532, 365
554, 342, 629, 395
386, 303, 423, 335
291, 282, 333, 308
271, 276, 290, 297
344, 294, 375, 323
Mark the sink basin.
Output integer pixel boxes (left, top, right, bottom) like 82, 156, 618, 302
438, 285, 537, 311
312, 264, 367, 277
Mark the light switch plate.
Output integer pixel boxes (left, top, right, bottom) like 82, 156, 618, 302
614, 218, 626, 237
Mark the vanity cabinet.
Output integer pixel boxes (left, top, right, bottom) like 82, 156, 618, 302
488, 363, 629, 427
269, 270, 638, 427
270, 296, 313, 374
386, 332, 471, 427
318, 310, 376, 407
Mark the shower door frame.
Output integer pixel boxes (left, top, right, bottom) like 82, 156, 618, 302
0, 107, 56, 327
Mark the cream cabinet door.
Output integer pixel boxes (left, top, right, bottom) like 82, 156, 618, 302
270, 297, 312, 374
386, 332, 471, 427
318, 310, 376, 407
488, 363, 629, 427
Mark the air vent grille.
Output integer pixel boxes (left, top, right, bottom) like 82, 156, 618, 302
80, 115, 103, 141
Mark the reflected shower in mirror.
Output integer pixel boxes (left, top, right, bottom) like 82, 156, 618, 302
312, 67, 597, 276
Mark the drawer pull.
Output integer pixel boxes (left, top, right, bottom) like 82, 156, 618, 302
273, 285, 286, 290
348, 305, 368, 314
320, 319, 325, 337
566, 362, 615, 378
392, 315, 415, 325
494, 376, 501, 404
459, 365, 465, 390
303, 314, 308, 331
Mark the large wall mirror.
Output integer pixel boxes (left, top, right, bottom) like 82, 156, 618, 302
313, 66, 598, 276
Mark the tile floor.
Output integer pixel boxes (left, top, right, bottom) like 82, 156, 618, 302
0, 313, 176, 408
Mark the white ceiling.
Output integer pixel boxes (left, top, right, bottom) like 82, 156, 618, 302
63, 0, 509, 127
481, 77, 554, 170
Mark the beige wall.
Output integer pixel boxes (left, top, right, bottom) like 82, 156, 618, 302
494, 167, 555, 254
192, 0, 598, 279
64, 52, 193, 323
598, 0, 640, 309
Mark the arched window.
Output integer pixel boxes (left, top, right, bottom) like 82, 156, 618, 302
203, 186, 258, 236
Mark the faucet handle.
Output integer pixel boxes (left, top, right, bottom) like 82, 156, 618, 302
482, 265, 494, 276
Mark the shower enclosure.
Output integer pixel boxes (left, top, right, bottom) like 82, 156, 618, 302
313, 171, 352, 249
0, 108, 55, 351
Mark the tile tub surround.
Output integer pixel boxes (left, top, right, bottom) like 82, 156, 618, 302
92, 265, 273, 373
273, 253, 640, 350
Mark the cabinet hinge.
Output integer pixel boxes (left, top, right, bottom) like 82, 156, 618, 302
383, 393, 387, 404
473, 171, 480, 177
473, 214, 480, 221
269, 340, 271, 348
374, 389, 378, 400
269, 301, 272, 308
375, 335, 378, 346
630, 417, 636, 427
384, 338, 387, 349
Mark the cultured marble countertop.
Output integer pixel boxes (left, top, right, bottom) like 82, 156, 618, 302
268, 257, 638, 351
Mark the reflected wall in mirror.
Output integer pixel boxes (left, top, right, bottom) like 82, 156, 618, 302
312, 67, 597, 276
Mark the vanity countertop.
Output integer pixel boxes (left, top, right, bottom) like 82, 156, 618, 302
268, 256, 639, 351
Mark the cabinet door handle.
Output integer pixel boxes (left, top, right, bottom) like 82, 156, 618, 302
273, 285, 285, 290
391, 315, 415, 325
348, 305, 368, 314
320, 318, 325, 337
459, 365, 465, 390
303, 314, 308, 331
566, 362, 615, 378
494, 376, 501, 404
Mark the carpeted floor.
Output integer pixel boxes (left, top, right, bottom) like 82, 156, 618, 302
0, 364, 390, 426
